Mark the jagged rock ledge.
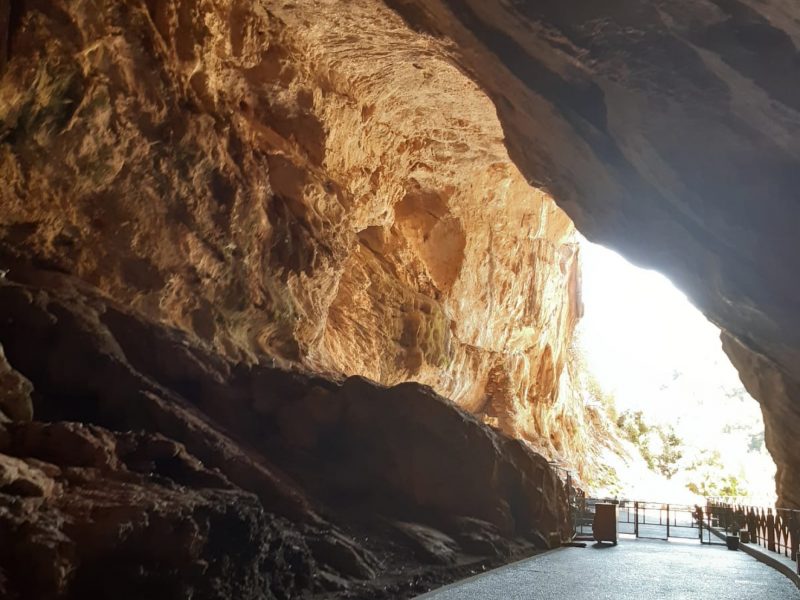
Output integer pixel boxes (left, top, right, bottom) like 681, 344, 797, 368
0, 269, 570, 599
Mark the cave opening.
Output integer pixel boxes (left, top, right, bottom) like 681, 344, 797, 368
576, 237, 777, 505
4, 0, 800, 596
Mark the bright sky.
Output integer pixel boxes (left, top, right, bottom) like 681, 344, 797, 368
578, 239, 741, 419
576, 237, 776, 501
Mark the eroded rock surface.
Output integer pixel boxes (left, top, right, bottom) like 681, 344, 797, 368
0, 421, 312, 600
0, 274, 571, 598
5, 0, 799, 593
383, 0, 800, 506
0, 343, 32, 422
0, 0, 589, 474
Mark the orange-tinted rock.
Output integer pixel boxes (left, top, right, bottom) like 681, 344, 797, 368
382, 0, 800, 506
0, 0, 586, 477
8, 0, 800, 591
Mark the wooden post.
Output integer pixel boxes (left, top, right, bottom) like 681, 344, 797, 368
768, 509, 776, 552
748, 507, 757, 545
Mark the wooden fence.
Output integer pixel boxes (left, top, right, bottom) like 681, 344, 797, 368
708, 500, 800, 571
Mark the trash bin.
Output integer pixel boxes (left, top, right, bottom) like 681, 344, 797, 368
593, 503, 618, 545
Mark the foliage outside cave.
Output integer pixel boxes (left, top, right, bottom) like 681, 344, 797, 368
573, 344, 768, 502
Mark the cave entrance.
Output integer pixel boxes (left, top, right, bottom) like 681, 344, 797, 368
575, 237, 776, 505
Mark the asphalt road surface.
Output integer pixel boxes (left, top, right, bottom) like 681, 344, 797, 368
417, 537, 800, 599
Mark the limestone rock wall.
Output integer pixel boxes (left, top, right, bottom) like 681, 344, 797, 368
0, 0, 585, 467
383, 0, 800, 507
0, 275, 572, 598
0, 1, 591, 594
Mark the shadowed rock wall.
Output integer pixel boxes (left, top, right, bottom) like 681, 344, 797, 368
0, 273, 571, 598
384, 0, 800, 507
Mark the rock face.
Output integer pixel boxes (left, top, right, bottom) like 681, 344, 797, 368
0, 0, 587, 468
383, 0, 800, 507
4, 0, 800, 593
0, 343, 32, 422
0, 1, 587, 593
0, 275, 571, 598
0, 421, 312, 600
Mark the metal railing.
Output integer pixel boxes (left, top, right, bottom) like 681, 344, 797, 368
572, 497, 704, 541
708, 500, 800, 572
624, 500, 701, 540
570, 494, 800, 566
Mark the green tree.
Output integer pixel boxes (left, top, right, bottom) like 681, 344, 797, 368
685, 450, 748, 498
655, 430, 683, 480
616, 410, 684, 480
617, 410, 654, 469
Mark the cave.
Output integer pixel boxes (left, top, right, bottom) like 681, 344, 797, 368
1, 0, 799, 598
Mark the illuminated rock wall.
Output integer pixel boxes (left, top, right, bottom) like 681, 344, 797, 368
385, 0, 800, 507
0, 0, 587, 465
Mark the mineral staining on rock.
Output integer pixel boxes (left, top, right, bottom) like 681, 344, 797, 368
0, 0, 590, 473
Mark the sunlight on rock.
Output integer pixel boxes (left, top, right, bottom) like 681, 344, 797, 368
3, 0, 800, 596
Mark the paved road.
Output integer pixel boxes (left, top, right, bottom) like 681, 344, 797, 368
417, 538, 800, 599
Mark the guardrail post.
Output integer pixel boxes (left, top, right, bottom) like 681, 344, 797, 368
634, 501, 639, 538
666, 504, 670, 540
747, 507, 757, 544
696, 506, 704, 542
795, 512, 800, 576
767, 509, 776, 552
